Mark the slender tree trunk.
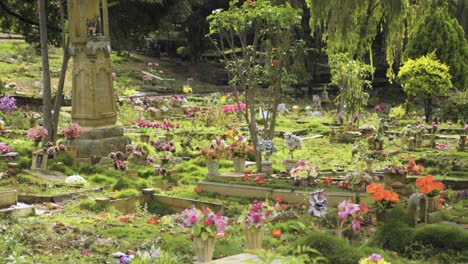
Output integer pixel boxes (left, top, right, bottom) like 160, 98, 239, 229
52, 38, 70, 142
38, 0, 52, 144
424, 98, 432, 123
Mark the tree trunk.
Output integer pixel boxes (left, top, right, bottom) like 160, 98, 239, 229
424, 98, 432, 123
51, 38, 70, 142
38, 0, 52, 144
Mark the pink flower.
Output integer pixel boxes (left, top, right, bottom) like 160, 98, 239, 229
351, 218, 361, 230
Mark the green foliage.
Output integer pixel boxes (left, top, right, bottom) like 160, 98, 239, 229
78, 199, 106, 212
18, 156, 32, 169
404, 6, 468, 89
398, 52, 453, 98
412, 225, 468, 252
113, 188, 140, 198
373, 205, 414, 252
389, 105, 406, 120
88, 174, 117, 186
441, 90, 468, 123
329, 53, 374, 120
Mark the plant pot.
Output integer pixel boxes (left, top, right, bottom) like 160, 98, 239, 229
207, 160, 220, 178
427, 196, 439, 213
282, 159, 297, 172
383, 173, 407, 186
193, 236, 215, 263
232, 157, 245, 173
244, 228, 264, 250
261, 161, 273, 177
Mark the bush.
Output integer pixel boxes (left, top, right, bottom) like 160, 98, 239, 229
18, 156, 32, 169
78, 199, 106, 212
412, 225, 468, 252
441, 90, 468, 123
114, 188, 140, 198
373, 205, 414, 252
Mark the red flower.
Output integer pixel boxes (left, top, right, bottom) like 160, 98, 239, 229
113, 189, 119, 193
82, 250, 92, 257
254, 176, 265, 184
324, 176, 333, 185
243, 174, 250, 181
271, 59, 280, 67
119, 216, 131, 223
359, 203, 369, 214
194, 187, 202, 193
246, 0, 254, 6
147, 217, 157, 225
274, 197, 284, 203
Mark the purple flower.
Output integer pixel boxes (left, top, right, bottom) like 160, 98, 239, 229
369, 253, 383, 261
308, 189, 327, 217
353, 113, 360, 123
0, 95, 17, 113
336, 112, 344, 122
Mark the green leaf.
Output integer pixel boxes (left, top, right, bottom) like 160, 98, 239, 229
201, 232, 209, 241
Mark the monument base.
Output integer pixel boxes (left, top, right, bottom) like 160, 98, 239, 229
63, 126, 130, 166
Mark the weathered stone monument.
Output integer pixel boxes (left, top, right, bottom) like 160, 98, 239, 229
66, 0, 129, 164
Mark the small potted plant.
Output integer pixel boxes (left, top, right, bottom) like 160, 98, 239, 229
177, 207, 228, 263
238, 201, 274, 250
282, 132, 302, 172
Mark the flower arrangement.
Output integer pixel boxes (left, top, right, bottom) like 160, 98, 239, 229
338, 200, 363, 231
228, 135, 251, 159
63, 123, 83, 139
183, 85, 193, 94
343, 172, 378, 192
26, 125, 48, 141
406, 159, 423, 175
358, 124, 376, 132
201, 138, 226, 161
416, 174, 444, 197
284, 132, 302, 159
257, 139, 277, 160
0, 143, 11, 154
238, 201, 274, 229
221, 102, 246, 114
0, 95, 17, 113
109, 151, 128, 171
366, 183, 399, 210
290, 161, 317, 180
308, 189, 327, 217
359, 254, 390, 264
178, 207, 228, 241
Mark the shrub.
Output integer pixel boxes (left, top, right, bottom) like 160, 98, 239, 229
114, 188, 140, 198
412, 225, 468, 252
373, 205, 414, 252
18, 156, 32, 169
78, 199, 106, 212
441, 90, 468, 123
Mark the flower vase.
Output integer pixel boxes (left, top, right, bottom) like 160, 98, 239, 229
233, 157, 245, 173
193, 236, 215, 263
244, 228, 264, 250
261, 161, 273, 177
207, 160, 220, 178
140, 134, 150, 143
67, 146, 78, 159
427, 196, 438, 213
365, 159, 374, 173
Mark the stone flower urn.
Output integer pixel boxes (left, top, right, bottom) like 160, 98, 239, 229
193, 236, 215, 263
261, 161, 273, 177
245, 228, 264, 250
232, 157, 245, 173
207, 159, 220, 178
282, 159, 297, 172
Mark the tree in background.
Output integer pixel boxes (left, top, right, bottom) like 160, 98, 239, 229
404, 4, 468, 90
397, 53, 452, 122
207, 0, 301, 171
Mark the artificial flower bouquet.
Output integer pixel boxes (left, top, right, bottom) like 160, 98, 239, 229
26, 125, 48, 141
201, 138, 226, 161
63, 123, 83, 139
308, 189, 327, 218
257, 138, 277, 160
284, 132, 302, 159
416, 174, 444, 197
228, 135, 252, 159
366, 183, 399, 210
337, 200, 365, 231
178, 207, 229, 241
238, 201, 274, 230
290, 161, 317, 180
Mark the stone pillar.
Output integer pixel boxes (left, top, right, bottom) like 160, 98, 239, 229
67, 0, 129, 164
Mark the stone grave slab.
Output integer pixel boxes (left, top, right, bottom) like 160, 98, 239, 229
24, 169, 67, 182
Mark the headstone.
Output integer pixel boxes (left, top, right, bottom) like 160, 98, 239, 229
66, 0, 130, 164
407, 193, 428, 226
31, 150, 48, 170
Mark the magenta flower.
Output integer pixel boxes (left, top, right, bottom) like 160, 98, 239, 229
337, 200, 362, 230
369, 254, 383, 261
351, 218, 361, 230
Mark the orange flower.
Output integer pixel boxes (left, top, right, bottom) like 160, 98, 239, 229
399, 154, 406, 159
271, 229, 281, 238
373, 191, 385, 201
366, 183, 384, 194
246, 0, 254, 6
119, 216, 131, 223
194, 187, 202, 193
113, 189, 119, 193
324, 176, 333, 185
432, 181, 444, 191
408, 154, 415, 159
147, 217, 157, 225
387, 192, 399, 203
